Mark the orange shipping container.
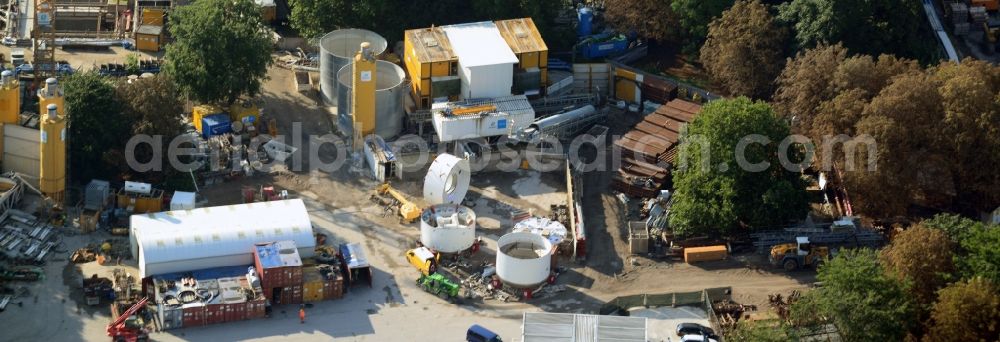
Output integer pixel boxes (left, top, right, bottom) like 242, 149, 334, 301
683, 245, 728, 263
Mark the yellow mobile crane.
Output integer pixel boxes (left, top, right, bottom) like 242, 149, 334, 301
373, 183, 421, 223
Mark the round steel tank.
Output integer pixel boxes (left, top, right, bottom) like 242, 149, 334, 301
420, 204, 476, 254
496, 232, 552, 288
319, 29, 388, 106
336, 60, 406, 139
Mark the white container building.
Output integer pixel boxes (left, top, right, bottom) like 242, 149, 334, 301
442, 22, 518, 99
129, 199, 316, 278
431, 95, 535, 141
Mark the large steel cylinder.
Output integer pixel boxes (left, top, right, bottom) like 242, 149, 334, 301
319, 29, 387, 106
336, 60, 406, 139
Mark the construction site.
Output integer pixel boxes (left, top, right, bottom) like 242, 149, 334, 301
0, 2, 922, 342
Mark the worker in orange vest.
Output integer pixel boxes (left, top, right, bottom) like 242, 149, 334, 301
299, 305, 305, 324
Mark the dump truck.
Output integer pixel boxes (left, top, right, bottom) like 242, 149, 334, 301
406, 247, 439, 276
770, 237, 830, 271
417, 273, 459, 301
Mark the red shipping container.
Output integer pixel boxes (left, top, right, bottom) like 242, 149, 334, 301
182, 305, 206, 327
205, 304, 225, 325
254, 242, 304, 289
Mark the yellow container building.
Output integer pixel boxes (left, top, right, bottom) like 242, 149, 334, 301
403, 27, 458, 109
495, 18, 549, 94
0, 70, 20, 124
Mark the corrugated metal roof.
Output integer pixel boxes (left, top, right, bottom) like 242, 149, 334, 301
442, 22, 518, 67
340, 242, 370, 269
522, 312, 647, 342
130, 199, 315, 277
435, 95, 535, 122
406, 27, 456, 63
495, 18, 548, 54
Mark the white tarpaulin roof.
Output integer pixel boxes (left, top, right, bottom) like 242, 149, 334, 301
443, 22, 518, 67
130, 199, 315, 277
522, 312, 647, 342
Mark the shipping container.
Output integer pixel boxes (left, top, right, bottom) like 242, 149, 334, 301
158, 306, 183, 330
192, 104, 224, 133
254, 241, 304, 289
182, 304, 206, 327
205, 303, 225, 325
200, 114, 233, 139
683, 245, 728, 263
248, 299, 266, 319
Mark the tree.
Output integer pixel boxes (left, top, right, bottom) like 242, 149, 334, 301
287, 0, 353, 39
792, 248, 917, 341
672, 0, 734, 51
777, 0, 937, 62
700, 0, 786, 99
115, 75, 186, 183
605, 0, 681, 42
879, 226, 954, 306
668, 97, 810, 236
847, 71, 944, 217
165, 0, 273, 105
725, 319, 798, 342
957, 225, 1000, 284
922, 213, 986, 246
63, 72, 128, 183
929, 60, 1000, 213
925, 278, 1000, 341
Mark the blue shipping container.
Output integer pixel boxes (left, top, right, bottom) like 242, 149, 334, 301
582, 38, 629, 59
201, 113, 232, 138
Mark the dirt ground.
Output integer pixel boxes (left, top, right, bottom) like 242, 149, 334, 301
0, 59, 816, 341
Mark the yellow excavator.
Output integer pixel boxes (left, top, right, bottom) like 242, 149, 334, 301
373, 183, 421, 223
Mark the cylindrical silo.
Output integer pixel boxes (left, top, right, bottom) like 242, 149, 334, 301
319, 29, 388, 106
337, 60, 406, 139
496, 232, 552, 288
420, 204, 477, 254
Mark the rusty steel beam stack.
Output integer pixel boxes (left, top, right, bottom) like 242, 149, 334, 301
613, 99, 701, 198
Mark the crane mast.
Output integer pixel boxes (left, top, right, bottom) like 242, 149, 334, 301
33, 0, 57, 87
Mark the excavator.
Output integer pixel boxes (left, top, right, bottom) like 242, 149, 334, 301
372, 183, 421, 223
107, 296, 149, 342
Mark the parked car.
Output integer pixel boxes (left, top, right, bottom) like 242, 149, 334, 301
680, 334, 719, 342
676, 322, 715, 337
467, 324, 502, 342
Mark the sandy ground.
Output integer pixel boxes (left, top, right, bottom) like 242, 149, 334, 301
0, 61, 817, 341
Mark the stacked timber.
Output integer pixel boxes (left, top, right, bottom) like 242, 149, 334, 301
613, 99, 701, 198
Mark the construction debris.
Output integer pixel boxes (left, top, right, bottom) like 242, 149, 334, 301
768, 290, 802, 321
71, 247, 97, 263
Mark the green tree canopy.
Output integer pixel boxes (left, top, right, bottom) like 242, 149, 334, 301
63, 72, 128, 183
791, 248, 916, 341
672, 0, 734, 52
605, 0, 681, 42
777, 0, 937, 62
115, 75, 186, 183
165, 0, 273, 105
925, 278, 1000, 341
668, 97, 810, 236
879, 225, 954, 306
700, 0, 786, 99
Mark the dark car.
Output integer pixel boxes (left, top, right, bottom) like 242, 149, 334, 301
676, 323, 715, 337
467, 324, 502, 342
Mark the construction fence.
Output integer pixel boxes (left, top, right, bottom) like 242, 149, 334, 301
598, 287, 731, 334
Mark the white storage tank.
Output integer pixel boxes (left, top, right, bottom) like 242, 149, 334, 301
319, 29, 387, 106
496, 232, 552, 288
420, 204, 476, 253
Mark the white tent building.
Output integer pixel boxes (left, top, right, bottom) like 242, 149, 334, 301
130, 199, 316, 278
